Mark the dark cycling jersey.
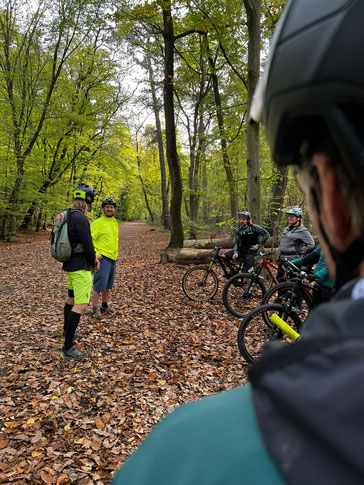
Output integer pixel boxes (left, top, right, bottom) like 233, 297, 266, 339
62, 210, 96, 272
234, 223, 270, 255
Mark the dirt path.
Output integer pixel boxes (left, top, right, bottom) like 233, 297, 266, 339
0, 222, 248, 484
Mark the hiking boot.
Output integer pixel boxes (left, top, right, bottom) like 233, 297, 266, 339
100, 306, 115, 315
91, 309, 103, 320
60, 332, 86, 343
60, 346, 87, 361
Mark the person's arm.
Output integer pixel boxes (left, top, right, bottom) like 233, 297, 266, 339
255, 225, 270, 248
315, 265, 329, 283
300, 228, 315, 250
233, 229, 239, 255
90, 219, 102, 259
77, 216, 97, 267
300, 247, 320, 267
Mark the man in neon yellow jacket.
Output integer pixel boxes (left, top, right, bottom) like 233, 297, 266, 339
91, 198, 119, 318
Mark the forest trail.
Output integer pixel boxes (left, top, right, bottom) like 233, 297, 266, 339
0, 222, 248, 484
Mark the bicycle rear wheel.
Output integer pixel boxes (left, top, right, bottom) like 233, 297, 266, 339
261, 281, 313, 325
222, 273, 266, 318
237, 303, 302, 364
182, 265, 219, 301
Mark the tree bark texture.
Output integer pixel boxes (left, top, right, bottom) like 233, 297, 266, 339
244, 0, 261, 224
146, 54, 169, 229
267, 165, 288, 245
162, 3, 184, 248
206, 36, 237, 219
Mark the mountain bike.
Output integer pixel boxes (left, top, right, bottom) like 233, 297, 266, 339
222, 252, 285, 317
237, 303, 303, 364
261, 260, 314, 326
181, 247, 245, 301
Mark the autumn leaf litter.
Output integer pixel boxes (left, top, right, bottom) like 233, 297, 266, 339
0, 222, 248, 484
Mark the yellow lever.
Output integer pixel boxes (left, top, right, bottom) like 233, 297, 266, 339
270, 313, 301, 341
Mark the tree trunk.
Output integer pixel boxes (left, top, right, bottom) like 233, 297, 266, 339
267, 165, 288, 246
202, 158, 208, 223
244, 0, 261, 224
137, 153, 154, 222
205, 36, 237, 219
162, 3, 184, 248
146, 54, 169, 229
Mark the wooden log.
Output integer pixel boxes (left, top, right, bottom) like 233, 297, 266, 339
160, 248, 213, 264
183, 238, 233, 249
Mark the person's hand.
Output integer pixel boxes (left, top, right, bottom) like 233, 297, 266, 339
305, 273, 318, 282
232, 253, 238, 261
250, 244, 259, 251
93, 259, 100, 271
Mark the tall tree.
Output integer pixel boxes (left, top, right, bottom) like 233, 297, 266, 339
205, 34, 237, 219
146, 53, 169, 229
161, 1, 184, 247
0, 0, 110, 239
244, 0, 261, 224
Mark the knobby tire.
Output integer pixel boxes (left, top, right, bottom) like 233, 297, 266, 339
182, 265, 219, 301
222, 272, 266, 318
237, 303, 302, 364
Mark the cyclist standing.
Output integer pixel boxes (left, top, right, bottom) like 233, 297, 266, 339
112, 1, 364, 483
222, 211, 269, 274
61, 183, 100, 361
91, 197, 119, 319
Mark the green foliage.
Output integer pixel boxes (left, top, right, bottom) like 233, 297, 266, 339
0, 0, 307, 242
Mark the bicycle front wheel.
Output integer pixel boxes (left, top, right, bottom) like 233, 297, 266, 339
182, 265, 219, 301
261, 281, 313, 325
237, 303, 302, 364
222, 273, 266, 318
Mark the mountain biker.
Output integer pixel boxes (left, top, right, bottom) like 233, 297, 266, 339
277, 207, 314, 280
91, 197, 119, 319
291, 245, 335, 307
222, 211, 270, 274
60, 183, 100, 361
112, 1, 364, 483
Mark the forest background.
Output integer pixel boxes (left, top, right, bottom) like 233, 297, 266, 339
0, 0, 309, 245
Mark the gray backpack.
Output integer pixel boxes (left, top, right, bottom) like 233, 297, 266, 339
50, 209, 83, 262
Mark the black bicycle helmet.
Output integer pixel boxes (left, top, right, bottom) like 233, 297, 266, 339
73, 183, 98, 204
102, 197, 117, 208
250, 0, 364, 180
238, 211, 251, 219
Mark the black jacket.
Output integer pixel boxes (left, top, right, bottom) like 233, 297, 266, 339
249, 280, 364, 484
62, 210, 96, 272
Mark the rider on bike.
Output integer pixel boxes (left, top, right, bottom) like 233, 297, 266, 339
222, 211, 269, 274
291, 245, 335, 307
277, 207, 315, 280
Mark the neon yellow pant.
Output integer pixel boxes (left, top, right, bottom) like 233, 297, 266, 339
65, 270, 92, 304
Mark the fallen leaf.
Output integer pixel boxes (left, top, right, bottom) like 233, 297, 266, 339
94, 417, 104, 430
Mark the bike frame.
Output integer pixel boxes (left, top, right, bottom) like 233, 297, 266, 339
243, 255, 283, 296
208, 247, 243, 280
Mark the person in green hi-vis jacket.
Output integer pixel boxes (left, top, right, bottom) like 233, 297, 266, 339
90, 197, 119, 319
113, 1, 364, 483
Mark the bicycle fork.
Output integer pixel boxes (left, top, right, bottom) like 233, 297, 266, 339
201, 259, 215, 284
270, 314, 301, 341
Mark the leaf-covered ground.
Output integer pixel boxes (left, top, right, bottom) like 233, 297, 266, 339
0, 222, 249, 484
